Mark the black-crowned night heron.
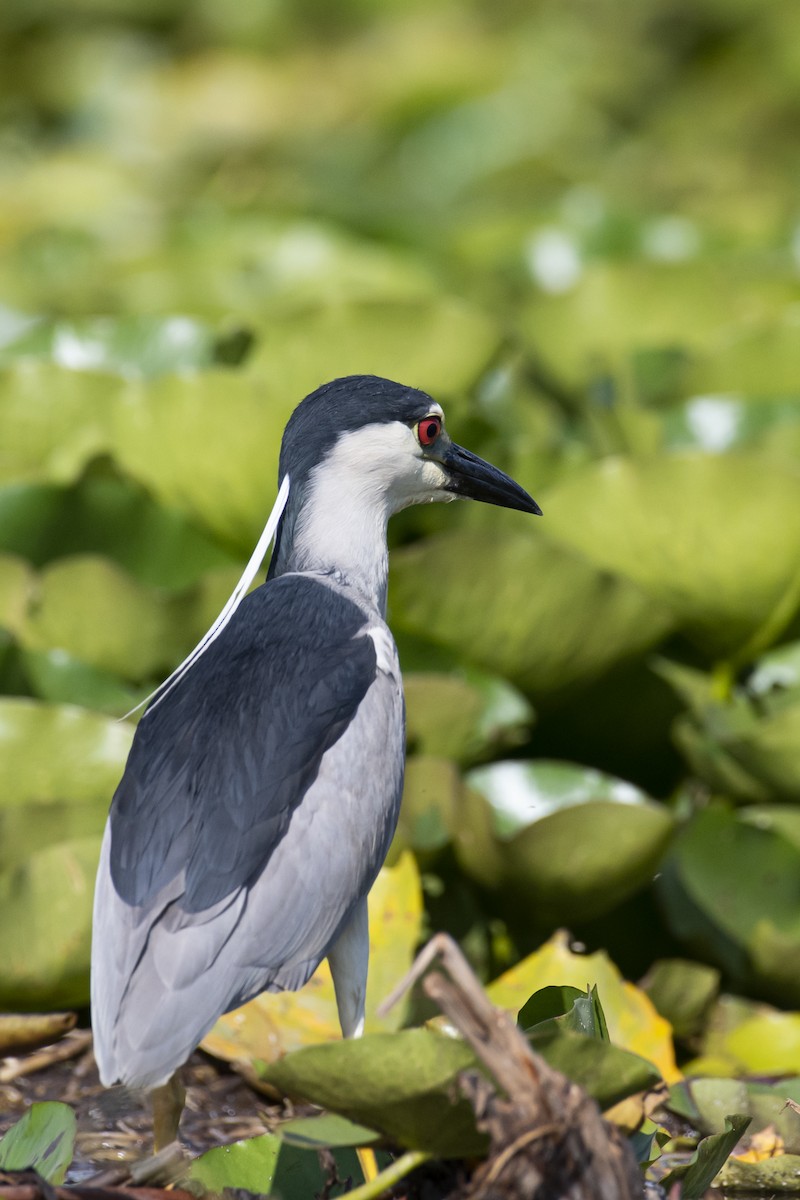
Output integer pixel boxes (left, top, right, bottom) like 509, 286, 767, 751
91, 375, 540, 1143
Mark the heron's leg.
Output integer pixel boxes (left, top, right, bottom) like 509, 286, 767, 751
328, 896, 369, 1038
328, 900, 378, 1182
151, 1071, 185, 1150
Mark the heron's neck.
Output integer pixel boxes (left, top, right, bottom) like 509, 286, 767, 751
272, 493, 391, 615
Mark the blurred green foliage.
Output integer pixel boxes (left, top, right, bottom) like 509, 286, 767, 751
1, 0, 799, 1019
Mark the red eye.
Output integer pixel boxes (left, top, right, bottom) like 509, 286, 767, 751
417, 416, 442, 446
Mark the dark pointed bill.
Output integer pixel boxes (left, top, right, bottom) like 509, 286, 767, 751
441, 443, 542, 515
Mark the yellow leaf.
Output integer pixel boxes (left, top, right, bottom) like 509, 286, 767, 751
485, 930, 680, 1083
734, 1125, 784, 1163
604, 1083, 669, 1130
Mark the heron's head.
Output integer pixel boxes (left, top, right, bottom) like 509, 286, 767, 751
278, 375, 541, 520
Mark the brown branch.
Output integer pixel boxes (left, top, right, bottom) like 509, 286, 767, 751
385, 935, 643, 1200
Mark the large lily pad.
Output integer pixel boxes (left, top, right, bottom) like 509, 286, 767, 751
0, 475, 235, 587
528, 1027, 660, 1110
10, 647, 147, 714
390, 528, 674, 696
110, 369, 288, 548
541, 452, 800, 655
404, 669, 533, 764
19, 556, 198, 681
0, 835, 101, 1008
0, 1102, 77, 1184
640, 958, 720, 1041
520, 257, 796, 389
190, 1133, 282, 1195
692, 993, 800, 1082
263, 1028, 484, 1158
0, 363, 120, 487
456, 760, 674, 922
110, 297, 499, 548
658, 804, 800, 1004
393, 756, 461, 858
0, 697, 130, 810
245, 297, 501, 412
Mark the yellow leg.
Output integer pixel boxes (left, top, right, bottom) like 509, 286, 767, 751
356, 1147, 379, 1182
151, 1072, 186, 1151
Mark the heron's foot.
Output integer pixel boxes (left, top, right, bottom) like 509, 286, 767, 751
151, 1072, 186, 1151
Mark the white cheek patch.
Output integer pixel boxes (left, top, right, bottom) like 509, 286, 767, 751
418, 458, 449, 490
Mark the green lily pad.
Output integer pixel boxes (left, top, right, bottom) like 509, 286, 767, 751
695, 992, 800, 1081
721, 706, 800, 802
640, 958, 720, 1040
190, 1133, 363, 1198
528, 1027, 660, 1110
716, 1153, 800, 1194
110, 369, 288, 548
0, 1102, 77, 1184
0, 475, 234, 587
0, 696, 131, 813
404, 669, 533, 764
520, 257, 796, 390
12, 647, 147, 714
658, 644, 800, 802
658, 804, 800, 1003
390, 529, 674, 697
110, 295, 499, 548
520, 984, 609, 1041
0, 363, 120, 487
0, 835, 101, 1008
190, 1134, 282, 1195
670, 1076, 800, 1153
671, 713, 770, 802
458, 760, 674, 922
542, 452, 800, 655
395, 756, 461, 857
263, 1029, 485, 1158
245, 297, 501, 413
277, 1113, 380, 1149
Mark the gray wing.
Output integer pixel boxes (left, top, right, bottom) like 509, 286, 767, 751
91, 575, 404, 1089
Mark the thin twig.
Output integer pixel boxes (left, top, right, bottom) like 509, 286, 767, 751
0, 1033, 94, 1083
377, 931, 454, 1017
